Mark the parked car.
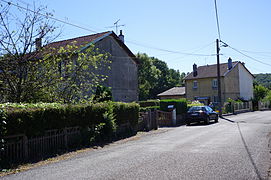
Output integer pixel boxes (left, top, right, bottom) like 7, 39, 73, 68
186, 106, 218, 125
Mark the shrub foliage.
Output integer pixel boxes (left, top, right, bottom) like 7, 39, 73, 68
160, 99, 187, 115
0, 102, 139, 142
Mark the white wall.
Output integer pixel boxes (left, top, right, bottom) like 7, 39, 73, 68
238, 63, 254, 100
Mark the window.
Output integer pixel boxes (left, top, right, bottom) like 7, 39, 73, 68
193, 81, 198, 89
212, 79, 218, 88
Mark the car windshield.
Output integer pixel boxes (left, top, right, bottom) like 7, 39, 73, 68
189, 106, 205, 112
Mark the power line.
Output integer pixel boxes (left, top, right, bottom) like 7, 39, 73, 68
126, 40, 215, 57
220, 41, 271, 67
1, 0, 217, 58
165, 41, 215, 62
227, 46, 271, 67
214, 0, 221, 40
0, 0, 98, 33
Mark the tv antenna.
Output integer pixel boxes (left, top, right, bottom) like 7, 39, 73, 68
105, 19, 125, 34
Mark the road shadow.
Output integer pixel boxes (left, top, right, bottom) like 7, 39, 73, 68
186, 121, 218, 127
220, 116, 235, 123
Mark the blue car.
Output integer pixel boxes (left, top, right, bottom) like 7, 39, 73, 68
186, 106, 218, 125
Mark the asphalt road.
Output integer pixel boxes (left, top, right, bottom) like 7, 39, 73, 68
2, 111, 271, 180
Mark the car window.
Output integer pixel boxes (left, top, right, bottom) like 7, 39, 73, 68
206, 106, 212, 112
189, 106, 204, 112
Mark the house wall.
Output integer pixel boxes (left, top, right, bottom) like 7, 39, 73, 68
223, 65, 240, 102
95, 36, 138, 102
238, 63, 254, 100
185, 77, 219, 104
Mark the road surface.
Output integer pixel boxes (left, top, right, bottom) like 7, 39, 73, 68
2, 111, 271, 180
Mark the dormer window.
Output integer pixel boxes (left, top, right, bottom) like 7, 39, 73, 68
212, 79, 218, 88
193, 81, 198, 89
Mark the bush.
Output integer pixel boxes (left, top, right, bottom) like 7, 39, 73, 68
0, 109, 7, 168
138, 100, 160, 107
139, 106, 159, 112
160, 99, 187, 115
187, 100, 204, 109
113, 102, 139, 133
1, 102, 139, 141
93, 85, 113, 103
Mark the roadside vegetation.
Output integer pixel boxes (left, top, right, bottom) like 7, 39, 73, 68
136, 53, 187, 100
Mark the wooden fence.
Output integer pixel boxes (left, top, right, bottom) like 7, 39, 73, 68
139, 110, 158, 131
157, 110, 173, 127
1, 127, 81, 165
138, 110, 174, 130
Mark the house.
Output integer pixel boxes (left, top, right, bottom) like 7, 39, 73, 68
157, 87, 186, 99
184, 58, 254, 105
44, 31, 138, 102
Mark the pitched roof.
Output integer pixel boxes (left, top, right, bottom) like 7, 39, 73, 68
44, 31, 138, 63
184, 61, 240, 80
157, 87, 186, 97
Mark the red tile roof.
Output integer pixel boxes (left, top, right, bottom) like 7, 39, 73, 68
45, 31, 111, 48
42, 31, 138, 63
184, 61, 239, 80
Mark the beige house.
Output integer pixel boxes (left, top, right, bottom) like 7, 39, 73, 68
184, 58, 254, 105
157, 87, 186, 99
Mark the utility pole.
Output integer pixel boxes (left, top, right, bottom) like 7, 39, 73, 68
216, 39, 222, 117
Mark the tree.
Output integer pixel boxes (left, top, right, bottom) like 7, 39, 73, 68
93, 85, 113, 103
0, 3, 109, 103
136, 53, 160, 100
254, 73, 271, 89
136, 53, 183, 100
253, 84, 269, 101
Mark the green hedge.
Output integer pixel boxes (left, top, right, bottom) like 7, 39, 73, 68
0, 102, 139, 140
139, 106, 160, 112
160, 99, 187, 115
113, 102, 139, 132
138, 100, 160, 107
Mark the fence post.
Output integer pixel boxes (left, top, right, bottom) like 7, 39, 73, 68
172, 109, 176, 126
23, 135, 28, 161
146, 110, 151, 131
64, 128, 68, 149
154, 110, 158, 130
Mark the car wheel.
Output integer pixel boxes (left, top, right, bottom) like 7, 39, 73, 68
215, 115, 218, 123
205, 117, 210, 125
186, 120, 190, 126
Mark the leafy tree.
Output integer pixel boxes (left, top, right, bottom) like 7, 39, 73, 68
137, 53, 160, 100
254, 73, 271, 89
93, 85, 113, 103
136, 53, 183, 100
0, 4, 109, 103
253, 84, 269, 101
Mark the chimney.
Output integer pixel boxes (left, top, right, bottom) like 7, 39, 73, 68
228, 57, 233, 70
119, 30, 124, 43
193, 63, 198, 77
35, 38, 42, 50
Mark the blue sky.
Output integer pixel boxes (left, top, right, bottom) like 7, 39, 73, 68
8, 0, 271, 74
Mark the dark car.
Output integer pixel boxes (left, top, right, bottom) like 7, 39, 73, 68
186, 106, 218, 125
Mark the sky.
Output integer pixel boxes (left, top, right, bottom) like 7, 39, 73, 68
4, 0, 271, 74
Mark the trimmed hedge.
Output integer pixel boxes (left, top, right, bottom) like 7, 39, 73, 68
160, 99, 187, 115
0, 102, 139, 140
139, 106, 160, 112
138, 100, 160, 108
